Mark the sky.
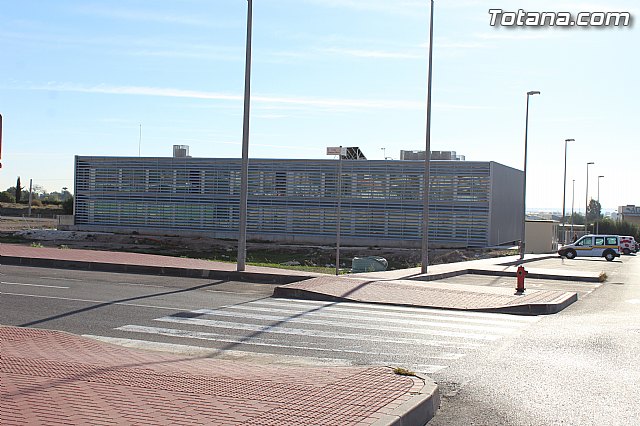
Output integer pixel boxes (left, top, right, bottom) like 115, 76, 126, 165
1, 0, 638, 213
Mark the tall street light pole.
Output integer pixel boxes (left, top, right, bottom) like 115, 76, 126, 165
519, 90, 541, 261
571, 179, 575, 240
585, 161, 594, 234
421, 0, 434, 274
237, 0, 253, 272
596, 175, 604, 234
0, 113, 3, 169
597, 175, 604, 202
561, 138, 574, 244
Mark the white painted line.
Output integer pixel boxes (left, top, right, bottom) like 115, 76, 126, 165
40, 277, 83, 282
261, 298, 540, 322
627, 299, 640, 304
116, 324, 455, 364
155, 315, 501, 342
0, 291, 193, 311
218, 304, 531, 329
1, 281, 69, 289
204, 289, 265, 295
191, 308, 519, 335
117, 282, 166, 288
83, 334, 356, 367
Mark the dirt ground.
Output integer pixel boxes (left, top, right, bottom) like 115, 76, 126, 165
0, 215, 516, 270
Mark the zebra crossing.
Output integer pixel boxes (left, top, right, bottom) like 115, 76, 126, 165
112, 298, 540, 375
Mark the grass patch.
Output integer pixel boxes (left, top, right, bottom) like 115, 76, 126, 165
247, 262, 342, 275
0, 235, 30, 244
393, 367, 416, 376
30, 242, 44, 248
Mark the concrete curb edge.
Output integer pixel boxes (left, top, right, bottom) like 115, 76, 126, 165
372, 377, 440, 426
272, 286, 578, 316
0, 255, 313, 284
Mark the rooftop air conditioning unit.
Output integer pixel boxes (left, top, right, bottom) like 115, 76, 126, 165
173, 145, 190, 158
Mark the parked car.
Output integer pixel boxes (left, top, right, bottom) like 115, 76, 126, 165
619, 236, 639, 255
557, 234, 621, 261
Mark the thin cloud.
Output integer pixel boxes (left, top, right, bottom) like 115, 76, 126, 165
73, 5, 215, 27
28, 82, 490, 112
298, 0, 427, 16
319, 47, 422, 59
475, 32, 563, 41
432, 39, 494, 50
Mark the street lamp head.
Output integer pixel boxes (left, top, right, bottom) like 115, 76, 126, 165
587, 162, 594, 165
598, 175, 604, 178
527, 90, 541, 96
565, 138, 575, 142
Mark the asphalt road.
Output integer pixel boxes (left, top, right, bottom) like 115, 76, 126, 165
1, 264, 539, 376
3, 256, 638, 425
429, 254, 640, 425
0, 266, 276, 336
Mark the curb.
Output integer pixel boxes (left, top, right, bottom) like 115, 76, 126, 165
466, 268, 602, 283
273, 286, 578, 316
373, 376, 440, 426
406, 266, 601, 283
0, 255, 313, 285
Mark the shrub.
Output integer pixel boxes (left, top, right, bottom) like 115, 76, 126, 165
62, 196, 74, 214
30, 199, 43, 207
0, 191, 15, 202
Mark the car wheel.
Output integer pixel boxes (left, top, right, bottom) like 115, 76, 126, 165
623, 248, 631, 255
565, 249, 576, 259
604, 251, 615, 262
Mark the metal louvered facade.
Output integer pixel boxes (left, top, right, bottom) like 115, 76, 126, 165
73, 156, 523, 248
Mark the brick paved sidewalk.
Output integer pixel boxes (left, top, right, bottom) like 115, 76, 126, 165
274, 276, 578, 315
0, 243, 318, 283
0, 326, 437, 425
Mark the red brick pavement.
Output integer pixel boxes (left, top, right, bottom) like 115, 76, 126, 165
1, 326, 424, 425
0, 244, 315, 277
276, 276, 577, 312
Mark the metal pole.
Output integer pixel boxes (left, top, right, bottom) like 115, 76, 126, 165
237, 0, 252, 272
520, 91, 540, 260
0, 113, 3, 168
597, 175, 604, 234
571, 179, 575, 239
561, 139, 573, 244
585, 162, 593, 235
28, 179, 33, 216
421, 0, 434, 274
336, 147, 343, 276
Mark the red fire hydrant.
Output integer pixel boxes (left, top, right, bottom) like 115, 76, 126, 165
516, 265, 527, 293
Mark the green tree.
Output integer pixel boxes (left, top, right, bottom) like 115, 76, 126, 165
570, 212, 585, 225
62, 196, 74, 215
0, 191, 15, 202
586, 199, 601, 223
596, 218, 640, 241
15, 177, 22, 203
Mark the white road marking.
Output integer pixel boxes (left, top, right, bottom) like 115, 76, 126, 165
0, 291, 193, 311
627, 299, 640, 304
115, 324, 454, 366
39, 277, 83, 282
204, 289, 265, 295
263, 298, 540, 323
155, 315, 503, 341
1, 281, 69, 289
224, 303, 530, 328
83, 335, 357, 367
191, 308, 519, 334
